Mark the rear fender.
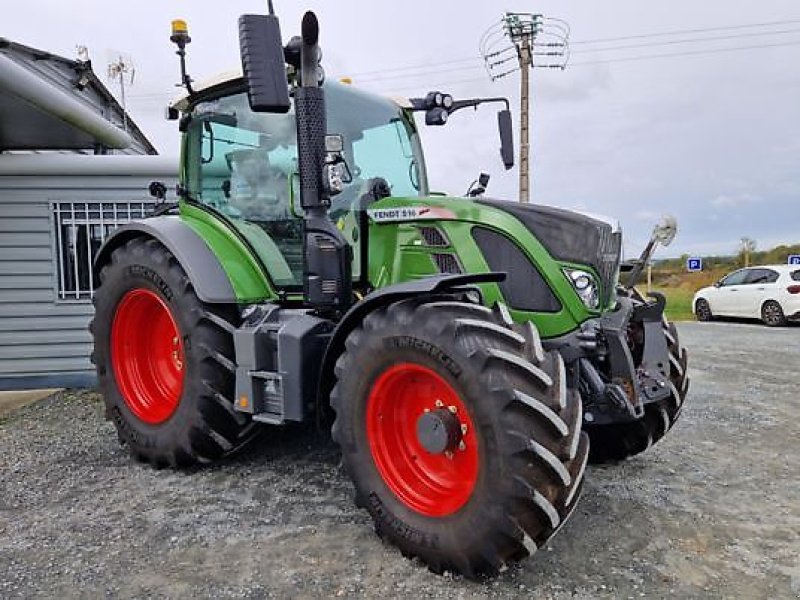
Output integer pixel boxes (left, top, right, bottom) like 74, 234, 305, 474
93, 216, 237, 304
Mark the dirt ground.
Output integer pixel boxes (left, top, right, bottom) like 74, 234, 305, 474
1, 322, 798, 599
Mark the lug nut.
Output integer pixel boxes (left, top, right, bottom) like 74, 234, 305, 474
435, 399, 444, 408
448, 405, 457, 414
458, 441, 466, 451
460, 424, 468, 435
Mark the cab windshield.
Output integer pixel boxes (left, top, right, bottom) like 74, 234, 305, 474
183, 81, 427, 287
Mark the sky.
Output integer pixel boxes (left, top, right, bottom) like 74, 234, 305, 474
4, 0, 800, 258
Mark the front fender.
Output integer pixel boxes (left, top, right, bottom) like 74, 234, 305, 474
316, 272, 505, 413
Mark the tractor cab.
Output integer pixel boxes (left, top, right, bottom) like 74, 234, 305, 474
174, 78, 428, 288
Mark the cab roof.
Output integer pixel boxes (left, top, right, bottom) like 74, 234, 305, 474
170, 70, 411, 112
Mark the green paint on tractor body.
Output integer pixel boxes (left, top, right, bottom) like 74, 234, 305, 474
363, 195, 603, 339
178, 201, 278, 302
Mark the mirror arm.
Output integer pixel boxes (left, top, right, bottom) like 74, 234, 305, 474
448, 97, 510, 115
624, 238, 658, 290
408, 97, 511, 115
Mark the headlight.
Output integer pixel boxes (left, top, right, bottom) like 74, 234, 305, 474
564, 269, 600, 309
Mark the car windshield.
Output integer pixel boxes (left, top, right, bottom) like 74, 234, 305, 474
183, 81, 427, 286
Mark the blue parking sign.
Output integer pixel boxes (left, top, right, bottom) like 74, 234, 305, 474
789, 255, 800, 266
687, 257, 703, 272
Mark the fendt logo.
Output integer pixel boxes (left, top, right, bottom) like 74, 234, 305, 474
367, 206, 456, 223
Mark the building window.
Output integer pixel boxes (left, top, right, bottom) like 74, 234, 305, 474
52, 201, 152, 300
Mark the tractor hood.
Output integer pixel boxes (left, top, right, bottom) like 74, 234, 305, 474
475, 198, 623, 306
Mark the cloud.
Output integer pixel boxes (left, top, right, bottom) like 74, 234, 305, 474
634, 210, 660, 222
711, 193, 760, 209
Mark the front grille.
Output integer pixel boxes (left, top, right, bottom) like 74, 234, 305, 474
597, 231, 622, 306
433, 253, 462, 274
418, 226, 449, 247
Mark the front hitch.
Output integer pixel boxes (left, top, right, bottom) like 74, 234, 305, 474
583, 293, 672, 425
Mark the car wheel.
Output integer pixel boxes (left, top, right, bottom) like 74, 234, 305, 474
761, 300, 787, 327
695, 298, 713, 322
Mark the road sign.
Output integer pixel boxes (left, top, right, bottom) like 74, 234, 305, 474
789, 255, 800, 266
687, 257, 703, 272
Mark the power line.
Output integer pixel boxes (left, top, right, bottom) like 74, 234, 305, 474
570, 27, 800, 53
353, 27, 800, 85
343, 18, 800, 81
570, 39, 800, 66
338, 56, 482, 78
352, 29, 800, 83
570, 18, 800, 45
364, 39, 800, 95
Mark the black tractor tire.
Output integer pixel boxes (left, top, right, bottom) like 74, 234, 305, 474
761, 300, 787, 327
330, 298, 588, 579
91, 237, 257, 468
585, 293, 689, 464
695, 298, 713, 322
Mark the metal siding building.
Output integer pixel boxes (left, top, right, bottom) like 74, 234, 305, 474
0, 38, 178, 390
0, 156, 178, 390
0, 37, 156, 155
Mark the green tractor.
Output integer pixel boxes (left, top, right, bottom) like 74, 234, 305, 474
91, 8, 688, 578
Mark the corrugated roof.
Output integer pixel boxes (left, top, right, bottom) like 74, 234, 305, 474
0, 38, 157, 155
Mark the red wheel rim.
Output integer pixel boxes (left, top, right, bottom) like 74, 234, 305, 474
111, 289, 185, 425
366, 363, 479, 517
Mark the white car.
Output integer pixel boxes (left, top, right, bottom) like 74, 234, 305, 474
693, 265, 800, 326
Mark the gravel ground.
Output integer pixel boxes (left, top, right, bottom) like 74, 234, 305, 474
1, 322, 798, 599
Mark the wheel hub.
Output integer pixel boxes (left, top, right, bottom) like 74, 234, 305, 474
111, 289, 184, 425
366, 363, 478, 517
416, 408, 463, 454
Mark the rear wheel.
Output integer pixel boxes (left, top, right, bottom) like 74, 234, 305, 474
586, 293, 689, 463
91, 237, 257, 468
695, 298, 713, 322
761, 300, 787, 327
331, 298, 588, 579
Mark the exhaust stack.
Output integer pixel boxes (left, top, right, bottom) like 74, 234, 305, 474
239, 9, 352, 313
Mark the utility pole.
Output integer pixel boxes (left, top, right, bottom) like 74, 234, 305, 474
481, 14, 569, 203
518, 35, 532, 202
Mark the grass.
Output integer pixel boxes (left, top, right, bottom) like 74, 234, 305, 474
649, 286, 696, 321
641, 268, 729, 322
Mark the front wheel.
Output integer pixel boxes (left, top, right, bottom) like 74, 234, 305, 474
331, 298, 588, 579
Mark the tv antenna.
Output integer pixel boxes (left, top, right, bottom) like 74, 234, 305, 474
107, 51, 136, 133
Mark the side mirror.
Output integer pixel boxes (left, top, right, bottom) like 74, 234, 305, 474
498, 109, 514, 170
148, 181, 167, 201
239, 14, 291, 113
714, 281, 722, 288
652, 215, 678, 247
